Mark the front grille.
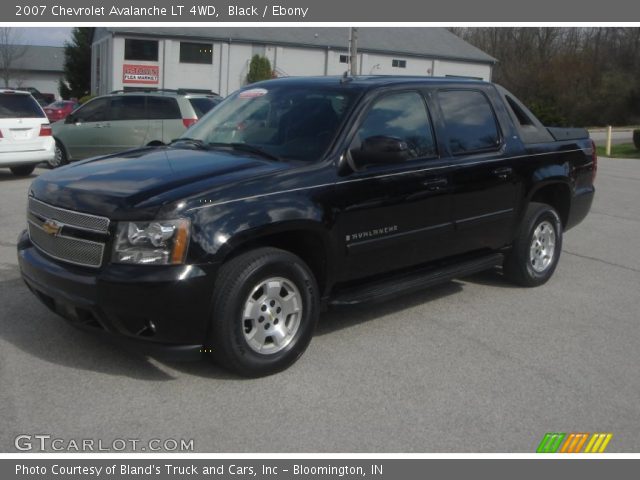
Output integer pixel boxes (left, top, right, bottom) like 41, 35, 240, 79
27, 199, 109, 268
28, 197, 110, 233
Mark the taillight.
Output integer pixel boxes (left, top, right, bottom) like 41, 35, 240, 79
591, 139, 598, 183
39, 124, 52, 136
182, 118, 197, 128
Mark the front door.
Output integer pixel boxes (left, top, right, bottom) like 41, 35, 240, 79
333, 90, 455, 282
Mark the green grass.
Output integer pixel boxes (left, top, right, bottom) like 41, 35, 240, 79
596, 143, 640, 159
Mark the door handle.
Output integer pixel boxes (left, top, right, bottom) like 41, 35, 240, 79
422, 178, 448, 190
493, 167, 513, 179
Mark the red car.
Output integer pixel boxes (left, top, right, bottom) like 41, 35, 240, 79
43, 100, 78, 122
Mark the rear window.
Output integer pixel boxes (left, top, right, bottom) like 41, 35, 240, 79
147, 97, 181, 120
0, 94, 45, 119
47, 101, 72, 109
188, 97, 221, 118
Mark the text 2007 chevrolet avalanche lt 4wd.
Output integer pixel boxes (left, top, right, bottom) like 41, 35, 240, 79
17, 76, 596, 376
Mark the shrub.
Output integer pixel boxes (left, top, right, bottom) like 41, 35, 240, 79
633, 129, 640, 150
78, 94, 95, 105
246, 55, 272, 84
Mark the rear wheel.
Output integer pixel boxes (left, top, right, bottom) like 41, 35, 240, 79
10, 165, 36, 176
207, 247, 319, 377
504, 202, 563, 287
49, 140, 68, 168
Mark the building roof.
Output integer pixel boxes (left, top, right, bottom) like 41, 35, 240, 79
8, 45, 64, 72
98, 27, 496, 64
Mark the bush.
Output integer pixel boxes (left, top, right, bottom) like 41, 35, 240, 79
633, 129, 640, 150
78, 94, 95, 105
246, 55, 272, 84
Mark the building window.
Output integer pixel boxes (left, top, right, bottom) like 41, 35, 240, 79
180, 42, 213, 64
124, 39, 158, 61
392, 59, 407, 68
339, 55, 349, 64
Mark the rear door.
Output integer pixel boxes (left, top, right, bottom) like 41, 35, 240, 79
146, 96, 182, 143
435, 88, 522, 254
102, 95, 149, 153
0, 93, 48, 154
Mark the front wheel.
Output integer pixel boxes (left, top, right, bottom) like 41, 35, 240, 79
504, 202, 563, 287
207, 247, 319, 377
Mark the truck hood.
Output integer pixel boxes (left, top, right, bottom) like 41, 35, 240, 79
29, 147, 286, 217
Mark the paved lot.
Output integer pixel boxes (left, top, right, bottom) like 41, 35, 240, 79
1, 158, 639, 453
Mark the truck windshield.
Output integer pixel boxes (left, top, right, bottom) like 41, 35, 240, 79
180, 85, 357, 162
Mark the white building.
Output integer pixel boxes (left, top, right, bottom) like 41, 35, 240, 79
5, 45, 64, 98
91, 27, 495, 96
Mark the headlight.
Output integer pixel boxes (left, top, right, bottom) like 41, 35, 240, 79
113, 219, 190, 265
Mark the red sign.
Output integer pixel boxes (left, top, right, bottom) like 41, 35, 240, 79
122, 64, 159, 84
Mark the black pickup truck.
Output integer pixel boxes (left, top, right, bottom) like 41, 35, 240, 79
17, 76, 596, 376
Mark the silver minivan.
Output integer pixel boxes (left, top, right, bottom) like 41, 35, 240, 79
51, 89, 222, 166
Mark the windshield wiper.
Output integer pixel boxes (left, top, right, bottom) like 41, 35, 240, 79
169, 138, 208, 149
208, 142, 282, 162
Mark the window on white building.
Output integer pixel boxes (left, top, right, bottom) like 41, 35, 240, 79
180, 42, 214, 64
339, 55, 349, 64
392, 59, 407, 68
124, 39, 159, 61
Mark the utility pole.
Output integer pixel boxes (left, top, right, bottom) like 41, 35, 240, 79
349, 27, 358, 76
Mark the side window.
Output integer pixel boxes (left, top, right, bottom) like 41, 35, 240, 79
74, 98, 109, 122
147, 97, 181, 120
438, 90, 500, 154
107, 96, 146, 121
356, 91, 436, 159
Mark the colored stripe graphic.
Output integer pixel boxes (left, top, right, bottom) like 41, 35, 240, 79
537, 433, 566, 453
584, 433, 613, 453
537, 433, 613, 453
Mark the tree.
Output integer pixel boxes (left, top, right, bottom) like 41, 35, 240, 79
62, 27, 93, 99
246, 55, 273, 84
58, 78, 71, 100
0, 28, 27, 88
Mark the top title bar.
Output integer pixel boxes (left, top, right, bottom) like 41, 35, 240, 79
4, 0, 640, 22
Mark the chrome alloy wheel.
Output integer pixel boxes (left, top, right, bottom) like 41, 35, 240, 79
242, 277, 303, 354
529, 220, 556, 273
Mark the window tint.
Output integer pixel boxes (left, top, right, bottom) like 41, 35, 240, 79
74, 97, 109, 122
180, 42, 213, 64
0, 94, 45, 118
147, 97, 181, 119
188, 97, 221, 118
108, 96, 146, 121
438, 90, 500, 154
124, 39, 158, 61
356, 91, 436, 158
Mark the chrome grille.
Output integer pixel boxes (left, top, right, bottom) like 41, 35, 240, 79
27, 198, 109, 268
28, 197, 110, 233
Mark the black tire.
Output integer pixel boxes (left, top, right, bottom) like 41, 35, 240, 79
50, 140, 68, 168
207, 247, 319, 377
10, 165, 36, 176
504, 202, 563, 287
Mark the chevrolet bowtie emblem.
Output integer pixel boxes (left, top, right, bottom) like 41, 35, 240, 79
42, 219, 63, 236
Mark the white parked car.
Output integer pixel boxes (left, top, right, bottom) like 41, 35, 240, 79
0, 89, 55, 176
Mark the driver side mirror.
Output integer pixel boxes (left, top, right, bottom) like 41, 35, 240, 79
65, 114, 77, 124
350, 135, 411, 168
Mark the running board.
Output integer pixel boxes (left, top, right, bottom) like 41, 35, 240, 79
329, 253, 504, 307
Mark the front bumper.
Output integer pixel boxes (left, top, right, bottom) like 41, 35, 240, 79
17, 230, 219, 361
